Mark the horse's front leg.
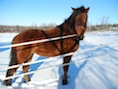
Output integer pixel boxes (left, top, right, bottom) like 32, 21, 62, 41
62, 55, 72, 85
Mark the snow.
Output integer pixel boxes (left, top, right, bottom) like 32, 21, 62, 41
0, 31, 118, 89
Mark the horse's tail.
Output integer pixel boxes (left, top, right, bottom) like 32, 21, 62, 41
3, 47, 18, 86
9, 47, 17, 66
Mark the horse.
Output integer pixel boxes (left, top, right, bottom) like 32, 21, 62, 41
4, 6, 90, 86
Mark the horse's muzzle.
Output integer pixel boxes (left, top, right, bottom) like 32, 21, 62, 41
79, 35, 84, 40
76, 35, 84, 44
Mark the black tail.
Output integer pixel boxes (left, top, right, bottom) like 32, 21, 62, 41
3, 47, 17, 86
9, 47, 17, 66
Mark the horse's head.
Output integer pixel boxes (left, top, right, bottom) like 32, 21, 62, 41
71, 6, 90, 40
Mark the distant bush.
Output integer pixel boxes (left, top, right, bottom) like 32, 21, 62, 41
0, 24, 56, 33
87, 16, 118, 31
0, 23, 118, 33
87, 24, 118, 31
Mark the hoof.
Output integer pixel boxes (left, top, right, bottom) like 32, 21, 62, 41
62, 79, 68, 85
3, 80, 12, 86
23, 78, 31, 83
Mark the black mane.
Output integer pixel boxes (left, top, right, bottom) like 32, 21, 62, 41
58, 6, 86, 30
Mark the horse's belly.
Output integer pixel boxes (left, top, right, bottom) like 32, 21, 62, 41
34, 43, 60, 57
34, 41, 79, 57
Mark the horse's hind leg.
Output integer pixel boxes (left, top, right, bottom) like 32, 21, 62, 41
23, 65, 30, 82
3, 48, 18, 86
23, 54, 33, 83
62, 56, 72, 85
4, 66, 18, 86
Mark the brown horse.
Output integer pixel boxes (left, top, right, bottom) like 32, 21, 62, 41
4, 6, 89, 86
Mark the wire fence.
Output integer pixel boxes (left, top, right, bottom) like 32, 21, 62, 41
0, 34, 76, 48
0, 34, 118, 81
2, 48, 118, 81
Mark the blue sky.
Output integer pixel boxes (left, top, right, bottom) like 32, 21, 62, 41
0, 0, 118, 26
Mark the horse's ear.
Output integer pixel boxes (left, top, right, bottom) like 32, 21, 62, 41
85, 7, 90, 13
71, 7, 76, 12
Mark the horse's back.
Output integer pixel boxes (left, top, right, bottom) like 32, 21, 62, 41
12, 29, 43, 44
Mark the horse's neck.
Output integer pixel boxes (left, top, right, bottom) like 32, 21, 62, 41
42, 27, 60, 37
59, 23, 75, 35
42, 22, 75, 37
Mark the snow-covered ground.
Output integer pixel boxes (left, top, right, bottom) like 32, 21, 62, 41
0, 31, 118, 89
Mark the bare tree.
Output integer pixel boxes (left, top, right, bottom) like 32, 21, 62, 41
101, 16, 109, 25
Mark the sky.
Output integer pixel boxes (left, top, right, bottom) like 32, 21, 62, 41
0, 0, 118, 26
